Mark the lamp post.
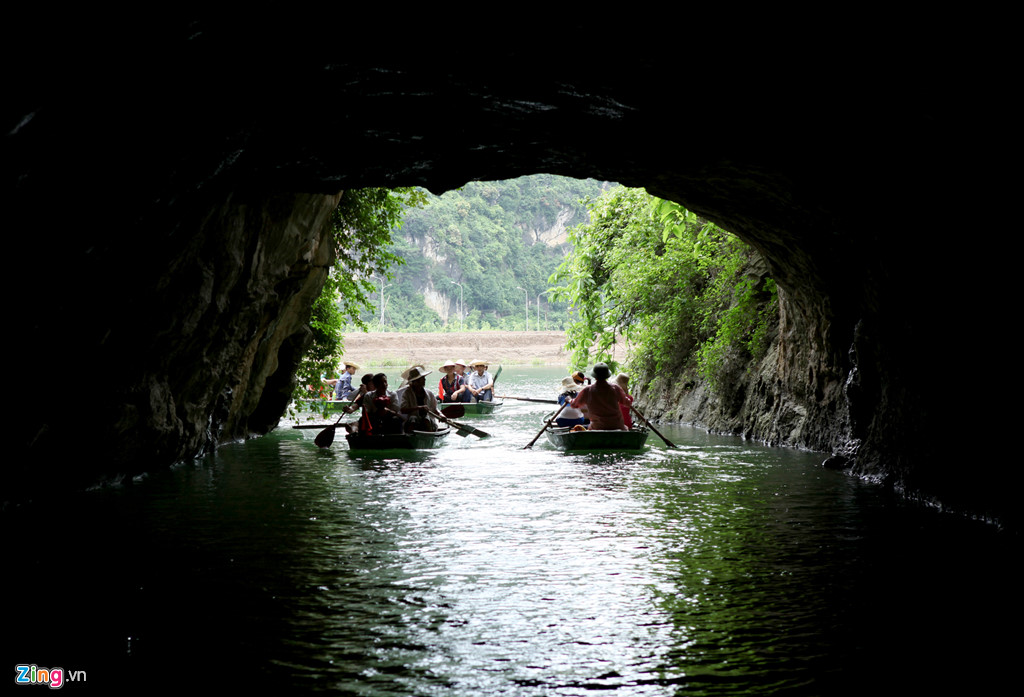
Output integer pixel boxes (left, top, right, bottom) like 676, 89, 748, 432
536, 293, 543, 331
450, 280, 464, 332
516, 286, 528, 332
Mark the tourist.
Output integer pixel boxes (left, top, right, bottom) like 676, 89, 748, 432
454, 359, 473, 402
466, 360, 494, 402
334, 361, 361, 400
343, 373, 376, 415
400, 366, 439, 432
614, 373, 634, 429
361, 373, 401, 435
570, 363, 630, 430
555, 376, 586, 428
438, 360, 467, 403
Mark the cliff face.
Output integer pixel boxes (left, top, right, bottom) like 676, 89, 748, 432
4, 14, 1014, 526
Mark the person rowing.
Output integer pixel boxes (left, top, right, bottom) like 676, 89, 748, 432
569, 363, 630, 431
466, 360, 494, 402
400, 366, 439, 432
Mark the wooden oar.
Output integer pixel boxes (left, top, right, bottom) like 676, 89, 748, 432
499, 394, 558, 405
523, 401, 567, 449
629, 404, 678, 448
293, 422, 354, 430
430, 408, 490, 438
440, 404, 465, 418
314, 414, 348, 448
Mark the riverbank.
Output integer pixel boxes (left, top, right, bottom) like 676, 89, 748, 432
339, 330, 628, 368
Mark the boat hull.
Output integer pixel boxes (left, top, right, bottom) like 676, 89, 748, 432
345, 428, 450, 450
438, 400, 503, 416
545, 427, 648, 451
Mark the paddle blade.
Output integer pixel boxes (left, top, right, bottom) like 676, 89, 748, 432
314, 425, 337, 448
441, 404, 466, 418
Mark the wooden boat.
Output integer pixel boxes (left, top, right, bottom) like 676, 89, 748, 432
545, 426, 648, 451
345, 427, 451, 450
438, 400, 503, 416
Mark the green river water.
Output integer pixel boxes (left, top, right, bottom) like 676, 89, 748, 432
3, 366, 1016, 695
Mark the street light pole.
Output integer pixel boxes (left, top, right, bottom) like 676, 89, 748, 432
516, 286, 528, 332
373, 277, 391, 332
536, 293, 542, 331
450, 280, 464, 332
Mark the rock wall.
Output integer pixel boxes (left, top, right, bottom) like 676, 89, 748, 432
4, 13, 1015, 526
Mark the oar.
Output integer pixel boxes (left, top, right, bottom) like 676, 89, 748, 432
431, 408, 490, 438
523, 401, 567, 449
292, 422, 355, 430
314, 414, 348, 448
440, 404, 466, 418
629, 404, 678, 448
499, 394, 558, 405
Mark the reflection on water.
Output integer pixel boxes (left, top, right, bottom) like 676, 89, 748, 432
3, 366, 1016, 695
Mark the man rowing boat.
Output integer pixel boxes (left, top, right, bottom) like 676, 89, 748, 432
400, 366, 440, 432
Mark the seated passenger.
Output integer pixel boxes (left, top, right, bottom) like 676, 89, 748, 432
438, 360, 467, 403
466, 360, 494, 402
570, 363, 629, 430
334, 360, 361, 400
555, 376, 586, 428
455, 359, 474, 403
614, 373, 634, 429
361, 373, 402, 435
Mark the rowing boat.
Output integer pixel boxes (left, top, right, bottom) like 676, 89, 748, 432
345, 427, 451, 450
545, 427, 648, 451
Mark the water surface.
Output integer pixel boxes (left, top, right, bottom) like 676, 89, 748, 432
4, 366, 1016, 694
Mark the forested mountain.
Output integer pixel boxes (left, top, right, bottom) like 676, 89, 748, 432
349, 175, 613, 331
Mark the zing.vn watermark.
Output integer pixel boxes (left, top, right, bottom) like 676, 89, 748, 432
14, 665, 87, 689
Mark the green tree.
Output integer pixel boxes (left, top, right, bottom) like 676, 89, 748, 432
548, 186, 777, 389
294, 187, 427, 407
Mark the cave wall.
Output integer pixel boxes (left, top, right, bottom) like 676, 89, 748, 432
4, 14, 1014, 526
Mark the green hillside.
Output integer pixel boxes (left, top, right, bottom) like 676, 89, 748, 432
351, 175, 612, 332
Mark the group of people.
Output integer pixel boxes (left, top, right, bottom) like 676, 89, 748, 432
555, 363, 634, 431
437, 358, 495, 403
326, 358, 635, 436
326, 359, 496, 436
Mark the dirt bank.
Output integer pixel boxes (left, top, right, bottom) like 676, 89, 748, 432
339, 331, 576, 367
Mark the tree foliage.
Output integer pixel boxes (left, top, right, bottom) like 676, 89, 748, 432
352, 175, 611, 331
548, 186, 777, 389
294, 187, 427, 404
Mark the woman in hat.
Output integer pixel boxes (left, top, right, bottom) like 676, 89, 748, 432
399, 366, 439, 432
454, 359, 473, 403
466, 360, 494, 402
437, 360, 467, 403
555, 376, 587, 428
569, 363, 630, 430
